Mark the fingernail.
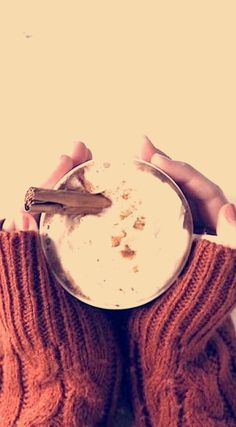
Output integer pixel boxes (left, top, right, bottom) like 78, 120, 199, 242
59, 154, 67, 161
225, 204, 236, 222
151, 153, 171, 164
143, 135, 154, 146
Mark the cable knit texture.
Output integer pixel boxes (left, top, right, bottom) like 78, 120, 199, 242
128, 239, 236, 426
0, 232, 236, 427
0, 231, 122, 427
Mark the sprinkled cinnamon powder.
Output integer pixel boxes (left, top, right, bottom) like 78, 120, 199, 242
120, 209, 133, 220
122, 189, 132, 200
121, 245, 136, 260
111, 231, 127, 247
133, 216, 146, 230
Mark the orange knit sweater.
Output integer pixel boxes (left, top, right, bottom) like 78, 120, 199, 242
0, 231, 236, 427
128, 239, 236, 426
0, 231, 122, 427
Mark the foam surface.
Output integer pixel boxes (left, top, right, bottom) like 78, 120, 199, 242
41, 160, 191, 309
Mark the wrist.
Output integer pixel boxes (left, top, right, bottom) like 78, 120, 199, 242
0, 231, 71, 353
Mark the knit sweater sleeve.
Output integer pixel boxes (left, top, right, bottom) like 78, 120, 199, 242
129, 239, 236, 365
0, 231, 121, 427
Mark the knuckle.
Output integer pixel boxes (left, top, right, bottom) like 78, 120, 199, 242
213, 183, 223, 196
177, 160, 192, 169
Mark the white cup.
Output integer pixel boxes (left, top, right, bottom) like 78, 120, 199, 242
39, 158, 215, 309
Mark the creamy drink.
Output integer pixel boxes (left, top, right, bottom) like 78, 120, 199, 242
40, 159, 193, 309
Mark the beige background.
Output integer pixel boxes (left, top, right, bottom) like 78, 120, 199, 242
0, 1, 235, 220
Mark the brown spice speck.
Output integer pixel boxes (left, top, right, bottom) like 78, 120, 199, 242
133, 265, 139, 273
111, 231, 127, 247
121, 245, 136, 260
103, 162, 110, 168
122, 189, 131, 200
120, 209, 133, 220
133, 216, 146, 230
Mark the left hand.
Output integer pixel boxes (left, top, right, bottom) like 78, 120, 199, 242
140, 136, 236, 248
1, 142, 92, 232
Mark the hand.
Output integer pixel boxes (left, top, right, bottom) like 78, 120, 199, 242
1, 142, 92, 232
140, 136, 236, 248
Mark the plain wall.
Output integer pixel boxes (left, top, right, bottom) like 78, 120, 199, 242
1, 1, 235, 220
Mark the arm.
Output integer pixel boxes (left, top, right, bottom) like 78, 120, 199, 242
0, 142, 121, 427
128, 137, 236, 426
129, 239, 236, 371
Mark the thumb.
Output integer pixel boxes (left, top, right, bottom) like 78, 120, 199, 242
216, 203, 236, 249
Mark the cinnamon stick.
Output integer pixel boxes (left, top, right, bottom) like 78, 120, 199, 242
24, 187, 112, 215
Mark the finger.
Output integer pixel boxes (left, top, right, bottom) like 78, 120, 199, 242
27, 141, 92, 227
151, 152, 226, 203
40, 154, 74, 189
0, 219, 5, 230
40, 142, 92, 189
151, 151, 228, 231
216, 203, 236, 249
142, 136, 225, 202
3, 212, 38, 232
71, 141, 92, 167
30, 154, 75, 226
140, 135, 171, 162
2, 218, 15, 232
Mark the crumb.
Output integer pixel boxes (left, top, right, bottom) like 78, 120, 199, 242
133, 216, 146, 230
103, 162, 110, 168
87, 182, 98, 193
122, 189, 131, 200
120, 208, 133, 220
121, 244, 136, 260
133, 265, 139, 273
111, 230, 127, 247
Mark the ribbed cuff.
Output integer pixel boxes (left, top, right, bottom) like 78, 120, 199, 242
129, 239, 236, 370
0, 230, 119, 360
0, 231, 122, 426
0, 231, 73, 353
178, 239, 236, 352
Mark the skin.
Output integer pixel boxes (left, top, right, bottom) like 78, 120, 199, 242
141, 136, 228, 233
0, 137, 231, 237
1, 142, 92, 231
